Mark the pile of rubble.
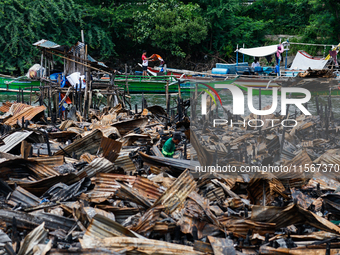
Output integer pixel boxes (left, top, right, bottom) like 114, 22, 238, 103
1, 99, 340, 255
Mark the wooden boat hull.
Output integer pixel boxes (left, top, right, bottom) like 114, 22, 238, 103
0, 77, 41, 91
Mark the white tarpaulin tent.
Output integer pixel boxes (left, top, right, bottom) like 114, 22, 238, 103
237, 45, 279, 57
290, 50, 328, 70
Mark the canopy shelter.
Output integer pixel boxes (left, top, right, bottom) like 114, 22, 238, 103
290, 50, 328, 70
236, 42, 289, 57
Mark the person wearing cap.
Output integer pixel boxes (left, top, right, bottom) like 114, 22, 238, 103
142, 50, 150, 76
162, 133, 181, 158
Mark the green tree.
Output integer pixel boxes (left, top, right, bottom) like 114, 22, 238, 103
0, 0, 115, 73
132, 0, 208, 58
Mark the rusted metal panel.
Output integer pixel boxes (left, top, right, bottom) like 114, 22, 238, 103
0, 209, 76, 231
0, 130, 33, 153
14, 173, 80, 196
86, 173, 121, 202
80, 153, 97, 163
17, 223, 48, 255
152, 170, 197, 214
0, 158, 59, 182
111, 118, 148, 136
114, 150, 137, 174
131, 205, 164, 236
84, 214, 136, 239
7, 186, 40, 207
218, 217, 276, 237
207, 236, 236, 255
79, 236, 203, 255
268, 204, 340, 235
100, 137, 122, 162
139, 151, 199, 171
55, 129, 103, 159
28, 155, 64, 168
115, 183, 152, 208
77, 157, 115, 179
4, 105, 46, 126
49, 248, 121, 255
94, 206, 140, 224
132, 176, 163, 200
0, 101, 13, 113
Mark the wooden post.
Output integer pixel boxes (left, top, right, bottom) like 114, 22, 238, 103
83, 44, 90, 118
88, 81, 93, 111
125, 64, 131, 107
166, 80, 169, 115
20, 141, 31, 159
178, 80, 182, 100
29, 86, 33, 105
47, 86, 51, 117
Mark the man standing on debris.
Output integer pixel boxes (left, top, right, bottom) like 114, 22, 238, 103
142, 50, 150, 76
162, 133, 181, 158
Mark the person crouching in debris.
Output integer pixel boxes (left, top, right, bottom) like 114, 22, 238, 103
162, 133, 181, 158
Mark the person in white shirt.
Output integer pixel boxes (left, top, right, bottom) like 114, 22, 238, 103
142, 50, 150, 76
251, 59, 260, 68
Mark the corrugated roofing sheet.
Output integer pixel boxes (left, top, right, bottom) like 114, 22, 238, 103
0, 101, 13, 113
4, 105, 46, 126
33, 39, 61, 49
77, 157, 115, 179
0, 130, 33, 153
152, 169, 197, 214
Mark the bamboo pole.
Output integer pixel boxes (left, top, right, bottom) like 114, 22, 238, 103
45, 50, 112, 75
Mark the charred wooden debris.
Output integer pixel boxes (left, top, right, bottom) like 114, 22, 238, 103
1, 91, 340, 254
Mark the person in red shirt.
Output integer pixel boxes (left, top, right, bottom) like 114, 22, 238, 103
142, 50, 150, 76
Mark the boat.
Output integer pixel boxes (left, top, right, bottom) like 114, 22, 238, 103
0, 75, 40, 92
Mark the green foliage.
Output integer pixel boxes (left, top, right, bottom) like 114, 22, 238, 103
132, 0, 208, 57
0, 0, 114, 73
2, 0, 340, 74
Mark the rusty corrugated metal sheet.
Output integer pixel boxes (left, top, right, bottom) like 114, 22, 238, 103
59, 120, 76, 131
84, 214, 136, 239
28, 155, 64, 168
0, 130, 33, 153
111, 118, 148, 136
152, 169, 197, 214
139, 151, 199, 171
15, 173, 80, 196
80, 153, 97, 163
268, 203, 340, 235
218, 216, 276, 237
115, 150, 136, 174
0, 101, 13, 113
0, 157, 59, 183
278, 150, 312, 188
131, 205, 164, 236
0, 209, 76, 231
132, 176, 163, 201
77, 157, 115, 179
94, 206, 139, 224
100, 137, 122, 162
86, 173, 121, 203
4, 105, 46, 126
55, 129, 103, 159
79, 236, 203, 255
115, 183, 153, 208
7, 186, 40, 207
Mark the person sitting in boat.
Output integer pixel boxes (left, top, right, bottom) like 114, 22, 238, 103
251, 58, 260, 68
162, 133, 182, 158
142, 50, 151, 76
